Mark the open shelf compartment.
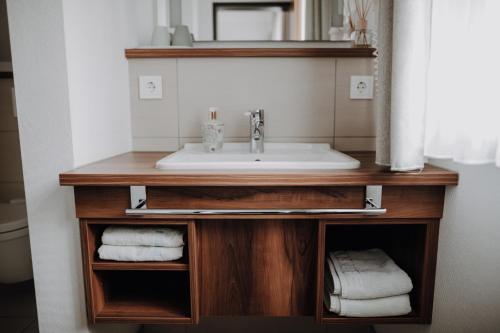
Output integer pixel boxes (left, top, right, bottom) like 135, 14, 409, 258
91, 270, 192, 323
317, 221, 439, 324
83, 221, 189, 270
80, 219, 199, 324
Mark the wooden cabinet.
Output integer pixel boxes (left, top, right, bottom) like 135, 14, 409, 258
72, 185, 445, 325
60, 152, 458, 326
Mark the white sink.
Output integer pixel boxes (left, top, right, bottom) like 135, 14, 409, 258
156, 143, 360, 170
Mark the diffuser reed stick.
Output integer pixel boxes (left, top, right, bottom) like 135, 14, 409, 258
348, 0, 373, 47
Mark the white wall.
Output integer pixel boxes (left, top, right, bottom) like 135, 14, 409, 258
377, 160, 500, 333
7, 1, 83, 332
7, 0, 154, 332
63, 0, 154, 166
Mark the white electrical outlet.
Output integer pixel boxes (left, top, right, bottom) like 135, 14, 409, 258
350, 75, 374, 100
139, 76, 163, 99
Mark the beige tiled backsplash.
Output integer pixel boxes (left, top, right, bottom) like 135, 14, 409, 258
178, 58, 336, 138
130, 59, 179, 138
335, 59, 376, 138
129, 58, 375, 152
334, 137, 376, 151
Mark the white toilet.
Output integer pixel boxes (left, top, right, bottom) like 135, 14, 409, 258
0, 199, 33, 284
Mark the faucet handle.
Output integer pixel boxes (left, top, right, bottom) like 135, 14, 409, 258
244, 109, 264, 118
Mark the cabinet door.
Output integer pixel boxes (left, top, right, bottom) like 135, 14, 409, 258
198, 219, 317, 316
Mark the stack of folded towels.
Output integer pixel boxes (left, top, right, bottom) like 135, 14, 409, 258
98, 226, 184, 262
325, 248, 413, 317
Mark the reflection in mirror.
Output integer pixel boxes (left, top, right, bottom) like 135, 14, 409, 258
160, 0, 378, 43
214, 3, 292, 41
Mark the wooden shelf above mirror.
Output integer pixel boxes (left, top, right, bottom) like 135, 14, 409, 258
125, 47, 376, 59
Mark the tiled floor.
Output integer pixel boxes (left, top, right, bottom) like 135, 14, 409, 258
0, 280, 38, 333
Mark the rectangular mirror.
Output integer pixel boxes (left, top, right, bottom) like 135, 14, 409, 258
163, 0, 378, 42
214, 3, 292, 41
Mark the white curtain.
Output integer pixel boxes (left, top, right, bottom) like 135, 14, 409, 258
424, 0, 500, 167
374, 0, 393, 167
376, 0, 500, 170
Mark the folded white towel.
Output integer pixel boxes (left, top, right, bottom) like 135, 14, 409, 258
101, 226, 184, 248
325, 257, 341, 295
98, 245, 183, 262
330, 249, 413, 299
324, 292, 412, 317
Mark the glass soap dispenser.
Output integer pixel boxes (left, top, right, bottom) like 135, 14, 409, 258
202, 107, 224, 152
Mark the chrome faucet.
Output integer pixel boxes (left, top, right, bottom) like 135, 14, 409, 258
247, 109, 264, 153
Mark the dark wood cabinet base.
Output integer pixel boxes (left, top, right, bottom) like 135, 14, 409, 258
60, 153, 457, 325
78, 217, 440, 324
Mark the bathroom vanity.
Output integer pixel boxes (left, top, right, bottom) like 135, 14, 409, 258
60, 152, 458, 325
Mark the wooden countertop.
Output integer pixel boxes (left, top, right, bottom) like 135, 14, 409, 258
59, 152, 458, 186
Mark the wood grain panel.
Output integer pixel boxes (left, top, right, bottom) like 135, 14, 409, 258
315, 221, 327, 322
91, 261, 188, 271
420, 221, 440, 322
187, 221, 200, 324
86, 219, 188, 225
80, 220, 99, 323
377, 186, 445, 219
74, 186, 444, 220
199, 220, 317, 316
75, 187, 130, 218
147, 186, 364, 209
125, 48, 376, 59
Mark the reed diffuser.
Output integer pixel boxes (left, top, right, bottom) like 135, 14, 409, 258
348, 0, 373, 47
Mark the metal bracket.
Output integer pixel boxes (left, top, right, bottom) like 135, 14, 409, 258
130, 186, 147, 209
365, 185, 383, 209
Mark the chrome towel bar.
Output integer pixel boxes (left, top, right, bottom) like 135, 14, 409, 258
125, 207, 386, 216
125, 185, 386, 216
125, 199, 386, 216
